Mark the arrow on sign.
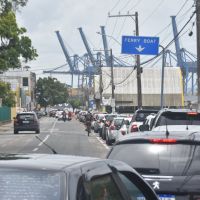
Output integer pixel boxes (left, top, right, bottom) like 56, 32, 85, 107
135, 45, 145, 52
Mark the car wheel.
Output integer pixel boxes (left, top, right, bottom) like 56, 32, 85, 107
14, 130, 18, 134
36, 129, 40, 134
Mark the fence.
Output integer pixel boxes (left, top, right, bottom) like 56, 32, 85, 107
0, 106, 11, 123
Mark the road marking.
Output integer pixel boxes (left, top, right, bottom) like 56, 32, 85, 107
38, 135, 50, 146
96, 136, 110, 150
50, 119, 57, 133
33, 147, 39, 152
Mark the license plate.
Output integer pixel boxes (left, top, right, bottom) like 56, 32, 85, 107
159, 194, 175, 200
22, 121, 30, 124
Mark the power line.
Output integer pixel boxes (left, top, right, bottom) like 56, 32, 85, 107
120, 0, 132, 11
109, 0, 121, 12
128, 0, 143, 12
141, 0, 165, 26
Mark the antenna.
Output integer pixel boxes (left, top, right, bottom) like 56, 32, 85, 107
35, 136, 57, 154
165, 118, 170, 138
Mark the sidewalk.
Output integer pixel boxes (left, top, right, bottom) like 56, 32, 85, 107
0, 121, 13, 132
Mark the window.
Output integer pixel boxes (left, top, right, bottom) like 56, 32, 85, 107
89, 174, 123, 200
118, 172, 146, 200
23, 77, 29, 86
0, 169, 63, 200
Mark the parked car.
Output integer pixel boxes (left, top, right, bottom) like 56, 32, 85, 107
115, 117, 132, 141
139, 113, 157, 131
14, 112, 40, 134
107, 131, 200, 199
0, 153, 158, 200
101, 114, 118, 139
93, 113, 106, 133
151, 108, 200, 132
128, 109, 158, 133
105, 117, 124, 145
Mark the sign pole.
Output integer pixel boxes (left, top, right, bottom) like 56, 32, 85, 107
135, 12, 142, 109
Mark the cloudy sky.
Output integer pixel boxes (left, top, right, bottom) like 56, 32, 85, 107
16, 0, 196, 86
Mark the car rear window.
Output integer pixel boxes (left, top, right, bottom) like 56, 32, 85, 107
108, 143, 200, 176
105, 115, 117, 121
18, 114, 35, 120
114, 119, 124, 126
135, 111, 156, 122
156, 112, 200, 126
0, 169, 63, 200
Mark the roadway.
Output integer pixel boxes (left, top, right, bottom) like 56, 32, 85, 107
0, 117, 109, 158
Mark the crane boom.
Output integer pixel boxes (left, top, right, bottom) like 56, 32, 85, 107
55, 31, 74, 72
100, 26, 110, 66
78, 27, 96, 67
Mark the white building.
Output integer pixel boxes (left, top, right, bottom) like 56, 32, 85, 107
0, 69, 36, 111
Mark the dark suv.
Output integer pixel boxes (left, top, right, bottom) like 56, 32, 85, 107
14, 112, 40, 134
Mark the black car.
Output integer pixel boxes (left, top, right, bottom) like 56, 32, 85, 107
14, 112, 40, 134
107, 131, 200, 199
0, 154, 158, 200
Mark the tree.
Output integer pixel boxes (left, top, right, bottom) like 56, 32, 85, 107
0, 0, 37, 71
36, 77, 69, 107
68, 99, 81, 112
0, 81, 15, 107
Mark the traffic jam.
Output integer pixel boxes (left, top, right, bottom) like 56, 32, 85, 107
76, 108, 200, 200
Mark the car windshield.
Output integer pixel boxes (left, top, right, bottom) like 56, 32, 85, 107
156, 112, 200, 126
108, 143, 200, 176
0, 169, 63, 200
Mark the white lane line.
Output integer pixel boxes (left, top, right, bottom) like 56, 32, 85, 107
50, 119, 57, 133
33, 147, 39, 152
96, 136, 110, 150
38, 135, 50, 146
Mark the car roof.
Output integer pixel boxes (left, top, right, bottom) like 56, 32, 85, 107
159, 108, 200, 113
115, 131, 200, 145
17, 112, 36, 115
0, 154, 134, 174
0, 154, 103, 171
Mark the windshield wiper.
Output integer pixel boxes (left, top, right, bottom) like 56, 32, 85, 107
35, 136, 57, 154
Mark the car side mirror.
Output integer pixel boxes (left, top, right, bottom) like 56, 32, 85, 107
139, 124, 149, 132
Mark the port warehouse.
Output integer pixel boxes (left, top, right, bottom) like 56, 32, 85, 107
94, 67, 184, 111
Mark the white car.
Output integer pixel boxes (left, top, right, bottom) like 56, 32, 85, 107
105, 117, 124, 145
115, 117, 132, 141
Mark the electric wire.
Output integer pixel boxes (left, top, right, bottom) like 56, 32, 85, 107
128, 0, 143, 12
120, 0, 132, 12
110, 0, 121, 13
141, 0, 165, 26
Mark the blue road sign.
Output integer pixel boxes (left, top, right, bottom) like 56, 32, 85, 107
121, 36, 159, 55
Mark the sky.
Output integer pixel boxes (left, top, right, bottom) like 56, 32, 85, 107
16, 0, 197, 86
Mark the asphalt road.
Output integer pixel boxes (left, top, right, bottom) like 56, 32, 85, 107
0, 117, 109, 158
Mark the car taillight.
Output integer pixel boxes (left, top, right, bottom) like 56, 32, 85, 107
187, 112, 198, 116
131, 124, 138, 132
121, 130, 126, 135
110, 125, 115, 130
150, 139, 177, 143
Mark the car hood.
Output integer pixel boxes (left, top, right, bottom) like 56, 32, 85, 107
152, 125, 200, 132
143, 174, 200, 194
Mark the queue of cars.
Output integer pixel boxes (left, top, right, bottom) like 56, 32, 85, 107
77, 108, 200, 199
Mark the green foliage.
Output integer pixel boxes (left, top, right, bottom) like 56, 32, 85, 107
0, 81, 15, 107
68, 99, 81, 111
0, 0, 37, 71
36, 77, 69, 107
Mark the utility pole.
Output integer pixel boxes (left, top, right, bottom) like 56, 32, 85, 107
196, 0, 200, 109
110, 49, 115, 113
109, 12, 142, 108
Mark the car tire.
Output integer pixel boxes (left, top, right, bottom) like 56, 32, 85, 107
14, 130, 18, 134
36, 129, 40, 134
106, 133, 111, 145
